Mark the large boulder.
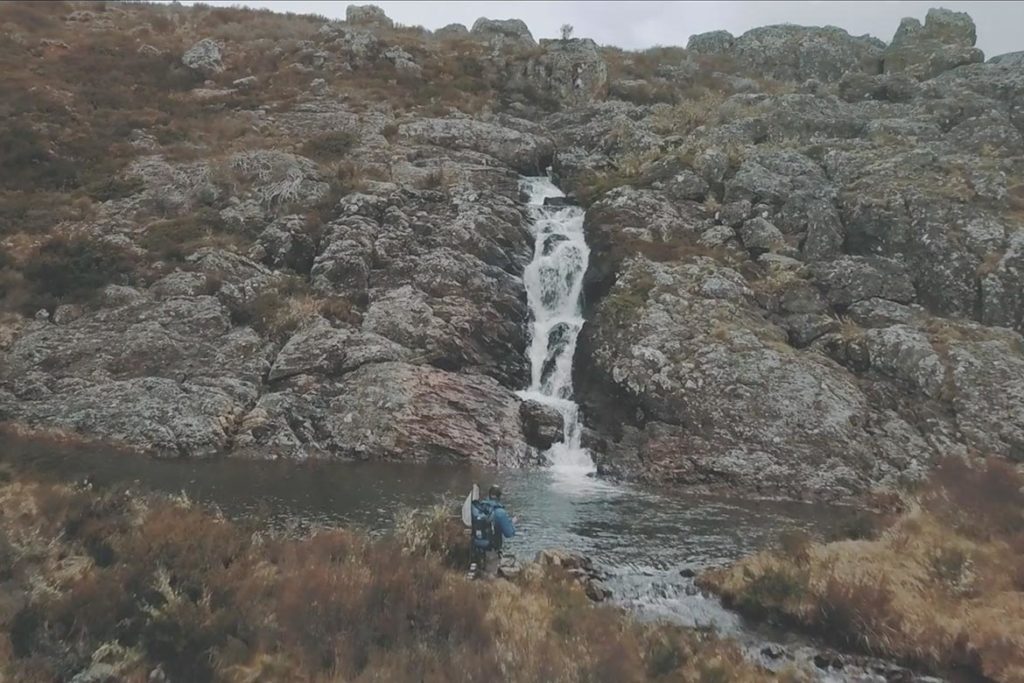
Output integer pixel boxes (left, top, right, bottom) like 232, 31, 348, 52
519, 399, 565, 451
511, 38, 609, 105
345, 4, 393, 29
182, 38, 224, 76
883, 9, 984, 79
267, 318, 408, 382
579, 256, 930, 498
310, 362, 535, 464
470, 18, 536, 48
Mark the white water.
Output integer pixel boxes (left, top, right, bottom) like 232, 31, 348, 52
518, 176, 595, 475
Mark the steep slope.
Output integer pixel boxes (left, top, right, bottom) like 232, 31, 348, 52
0, 2, 1021, 498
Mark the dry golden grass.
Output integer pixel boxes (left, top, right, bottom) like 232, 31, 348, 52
0, 475, 789, 682
701, 457, 1024, 682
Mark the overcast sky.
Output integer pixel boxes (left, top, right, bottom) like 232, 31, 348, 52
179, 1, 1024, 57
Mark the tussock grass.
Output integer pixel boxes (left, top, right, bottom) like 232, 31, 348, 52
701, 456, 1024, 682
0, 477, 792, 682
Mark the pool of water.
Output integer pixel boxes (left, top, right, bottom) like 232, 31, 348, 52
2, 435, 929, 681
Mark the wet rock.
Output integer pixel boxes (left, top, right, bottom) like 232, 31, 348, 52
678, 567, 697, 578
519, 399, 564, 451
182, 38, 223, 76
535, 549, 611, 601
813, 652, 845, 670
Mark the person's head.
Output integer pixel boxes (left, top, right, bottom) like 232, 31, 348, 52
487, 484, 502, 500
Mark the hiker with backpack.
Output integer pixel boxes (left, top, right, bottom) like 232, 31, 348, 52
467, 484, 516, 579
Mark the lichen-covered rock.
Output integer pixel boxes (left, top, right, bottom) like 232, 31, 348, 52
324, 362, 534, 464
689, 25, 883, 83
862, 325, 946, 398
579, 256, 927, 498
948, 338, 1024, 461
399, 118, 554, 174
686, 31, 734, 55
470, 18, 535, 48
267, 318, 408, 382
0, 296, 273, 456
509, 38, 609, 106
883, 9, 984, 80
810, 256, 916, 308
345, 4, 393, 29
252, 214, 317, 273
739, 217, 784, 254
182, 38, 223, 75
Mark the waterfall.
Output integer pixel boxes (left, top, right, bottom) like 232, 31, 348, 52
518, 176, 595, 473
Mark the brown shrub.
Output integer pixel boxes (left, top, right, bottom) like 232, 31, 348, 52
922, 456, 1024, 538
703, 456, 1024, 679
0, 473, 784, 683
299, 130, 360, 161
818, 573, 902, 652
140, 209, 239, 262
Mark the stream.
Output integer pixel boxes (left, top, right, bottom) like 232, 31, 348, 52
0, 436, 934, 682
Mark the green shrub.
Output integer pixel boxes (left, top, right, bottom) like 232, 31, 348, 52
300, 131, 359, 160
21, 235, 138, 309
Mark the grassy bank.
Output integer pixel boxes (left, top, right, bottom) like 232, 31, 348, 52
0, 473, 791, 682
700, 457, 1024, 682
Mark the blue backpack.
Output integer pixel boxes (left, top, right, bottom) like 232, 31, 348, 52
470, 499, 502, 550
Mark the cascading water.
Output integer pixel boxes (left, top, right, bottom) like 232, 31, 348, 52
517, 176, 594, 473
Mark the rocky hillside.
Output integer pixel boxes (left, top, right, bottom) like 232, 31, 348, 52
0, 2, 1021, 499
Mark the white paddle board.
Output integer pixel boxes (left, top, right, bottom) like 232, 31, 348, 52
461, 483, 480, 527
